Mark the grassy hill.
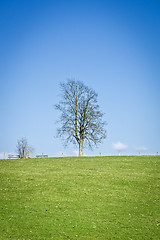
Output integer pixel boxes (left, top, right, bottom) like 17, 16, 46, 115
0, 156, 160, 239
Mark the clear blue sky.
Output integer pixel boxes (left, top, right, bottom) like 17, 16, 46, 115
0, 0, 160, 158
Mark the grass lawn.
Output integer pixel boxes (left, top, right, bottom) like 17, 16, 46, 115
0, 155, 160, 239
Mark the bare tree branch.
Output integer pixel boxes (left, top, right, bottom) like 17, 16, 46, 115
16, 137, 34, 158
55, 79, 106, 156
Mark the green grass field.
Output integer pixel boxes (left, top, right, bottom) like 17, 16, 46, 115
0, 156, 160, 239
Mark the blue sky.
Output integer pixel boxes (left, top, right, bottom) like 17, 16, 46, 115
0, 0, 160, 158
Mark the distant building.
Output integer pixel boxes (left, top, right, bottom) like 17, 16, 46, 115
8, 154, 20, 159
36, 154, 48, 158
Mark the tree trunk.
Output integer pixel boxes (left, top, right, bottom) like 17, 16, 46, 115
79, 140, 83, 156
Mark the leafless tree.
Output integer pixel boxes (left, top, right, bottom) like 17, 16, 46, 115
16, 137, 34, 158
55, 79, 106, 156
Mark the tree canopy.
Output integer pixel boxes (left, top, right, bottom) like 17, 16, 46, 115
16, 137, 34, 158
55, 79, 106, 156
